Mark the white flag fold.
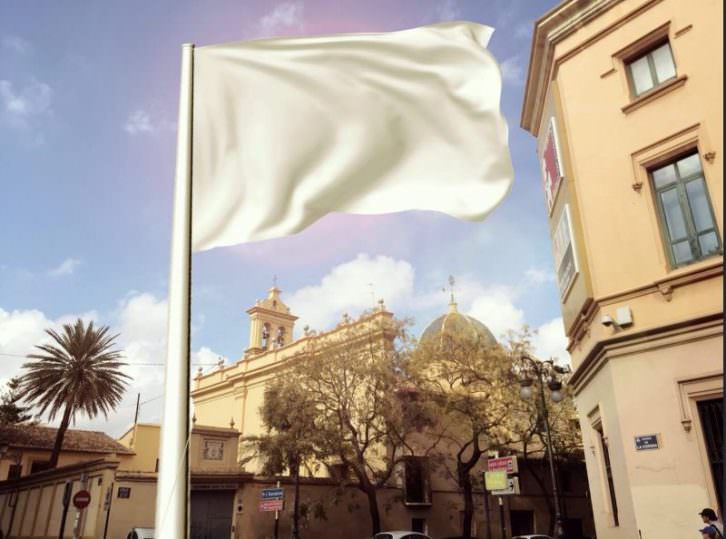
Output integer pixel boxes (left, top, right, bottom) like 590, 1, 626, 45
192, 22, 513, 251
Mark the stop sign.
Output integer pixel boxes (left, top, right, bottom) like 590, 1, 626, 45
73, 490, 91, 509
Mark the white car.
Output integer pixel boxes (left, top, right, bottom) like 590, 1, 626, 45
373, 532, 431, 539
125, 528, 154, 539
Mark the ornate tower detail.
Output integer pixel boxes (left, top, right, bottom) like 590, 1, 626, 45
246, 284, 298, 356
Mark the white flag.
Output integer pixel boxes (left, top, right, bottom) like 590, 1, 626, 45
192, 22, 513, 251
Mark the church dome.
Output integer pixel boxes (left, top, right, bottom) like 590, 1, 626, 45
420, 300, 497, 346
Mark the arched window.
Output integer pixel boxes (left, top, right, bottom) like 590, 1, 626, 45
262, 323, 271, 348
276, 326, 286, 347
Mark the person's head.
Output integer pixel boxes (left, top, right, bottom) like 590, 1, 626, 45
700, 508, 719, 523
701, 525, 717, 539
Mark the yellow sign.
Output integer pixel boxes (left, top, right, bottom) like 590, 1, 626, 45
484, 471, 508, 491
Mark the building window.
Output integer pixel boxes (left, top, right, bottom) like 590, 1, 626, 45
697, 398, 723, 509
626, 41, 676, 97
651, 153, 721, 267
594, 424, 619, 526
510, 510, 534, 536
6, 464, 21, 480
403, 456, 431, 505
30, 460, 50, 474
203, 439, 224, 460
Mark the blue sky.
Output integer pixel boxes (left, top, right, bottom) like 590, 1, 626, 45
1, 0, 563, 434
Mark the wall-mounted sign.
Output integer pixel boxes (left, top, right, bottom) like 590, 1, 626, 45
635, 434, 659, 450
540, 117, 565, 214
552, 204, 579, 297
117, 487, 131, 499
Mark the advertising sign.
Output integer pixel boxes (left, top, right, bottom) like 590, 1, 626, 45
491, 476, 520, 496
484, 471, 508, 491
552, 205, 579, 297
540, 117, 565, 214
259, 499, 284, 512
487, 455, 518, 474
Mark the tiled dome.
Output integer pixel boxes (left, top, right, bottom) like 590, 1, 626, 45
420, 301, 497, 346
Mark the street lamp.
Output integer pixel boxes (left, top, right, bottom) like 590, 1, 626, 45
516, 354, 571, 539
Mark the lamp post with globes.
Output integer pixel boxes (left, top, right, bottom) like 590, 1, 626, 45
517, 354, 571, 539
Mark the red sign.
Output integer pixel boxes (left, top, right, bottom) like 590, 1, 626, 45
73, 490, 91, 509
487, 456, 518, 474
540, 117, 564, 214
259, 499, 284, 512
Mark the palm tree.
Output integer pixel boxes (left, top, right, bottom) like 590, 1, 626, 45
19, 318, 130, 468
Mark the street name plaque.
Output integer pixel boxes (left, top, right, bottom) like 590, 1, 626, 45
634, 434, 659, 450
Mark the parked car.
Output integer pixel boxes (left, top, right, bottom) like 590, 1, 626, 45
511, 535, 554, 539
125, 528, 154, 539
373, 532, 431, 539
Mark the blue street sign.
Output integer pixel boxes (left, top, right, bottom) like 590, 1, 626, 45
261, 488, 284, 500
634, 434, 659, 450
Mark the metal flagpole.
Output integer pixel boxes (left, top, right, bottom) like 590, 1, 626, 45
155, 42, 195, 539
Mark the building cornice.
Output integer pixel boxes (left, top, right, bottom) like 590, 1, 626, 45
521, 0, 635, 135
570, 312, 723, 392
567, 259, 723, 347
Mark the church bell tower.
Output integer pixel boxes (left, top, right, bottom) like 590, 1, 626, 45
245, 284, 297, 356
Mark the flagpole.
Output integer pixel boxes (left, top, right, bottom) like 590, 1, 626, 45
155, 42, 194, 539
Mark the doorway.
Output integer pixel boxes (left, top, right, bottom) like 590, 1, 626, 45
190, 489, 235, 539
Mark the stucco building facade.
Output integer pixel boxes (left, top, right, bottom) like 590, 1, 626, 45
521, 1, 723, 538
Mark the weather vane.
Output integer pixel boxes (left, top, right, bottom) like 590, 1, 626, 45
442, 275, 456, 304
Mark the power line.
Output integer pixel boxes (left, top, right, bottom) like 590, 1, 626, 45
0, 352, 220, 366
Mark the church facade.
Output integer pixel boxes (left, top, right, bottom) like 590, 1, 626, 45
188, 286, 596, 538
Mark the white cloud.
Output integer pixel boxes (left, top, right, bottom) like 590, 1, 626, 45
434, 0, 461, 21
525, 267, 555, 285
0, 292, 224, 436
532, 317, 571, 365
2, 35, 31, 55
466, 286, 525, 339
0, 308, 97, 391
123, 109, 175, 136
258, 2, 304, 36
287, 254, 415, 331
48, 258, 81, 277
0, 79, 53, 133
500, 55, 524, 85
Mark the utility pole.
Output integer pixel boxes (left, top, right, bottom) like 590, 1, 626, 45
498, 496, 506, 539
273, 480, 280, 539
133, 393, 141, 425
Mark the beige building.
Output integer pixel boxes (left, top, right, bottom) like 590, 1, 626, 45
0, 422, 247, 538
522, 0, 723, 538
188, 287, 595, 538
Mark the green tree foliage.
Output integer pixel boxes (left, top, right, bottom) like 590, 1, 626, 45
18, 319, 129, 468
0, 376, 33, 425
408, 328, 521, 539
247, 314, 435, 535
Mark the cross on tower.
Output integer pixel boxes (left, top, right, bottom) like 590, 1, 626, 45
447, 275, 456, 304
